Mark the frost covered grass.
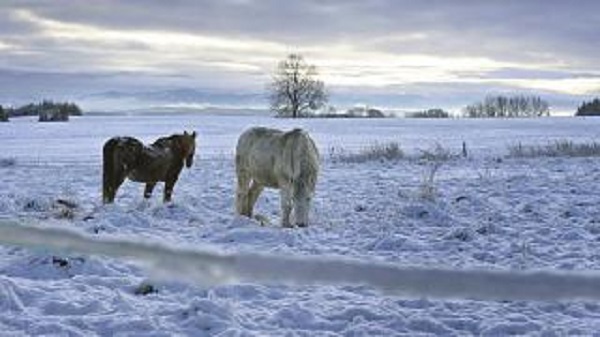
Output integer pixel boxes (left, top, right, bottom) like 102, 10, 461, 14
329, 141, 403, 163
415, 143, 456, 201
508, 139, 600, 158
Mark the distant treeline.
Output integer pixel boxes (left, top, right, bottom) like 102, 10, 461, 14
575, 98, 600, 116
7, 100, 83, 118
0, 101, 83, 122
407, 108, 450, 118
303, 106, 387, 118
0, 105, 7, 122
463, 95, 549, 118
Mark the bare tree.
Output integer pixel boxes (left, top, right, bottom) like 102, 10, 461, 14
269, 54, 327, 118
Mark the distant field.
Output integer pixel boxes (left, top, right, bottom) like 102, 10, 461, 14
2, 114, 599, 164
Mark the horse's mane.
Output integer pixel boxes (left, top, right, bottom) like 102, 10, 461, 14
152, 134, 180, 148
150, 134, 192, 160
282, 128, 304, 140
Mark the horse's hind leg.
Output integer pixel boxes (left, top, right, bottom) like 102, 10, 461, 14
279, 186, 293, 228
111, 169, 127, 202
102, 166, 112, 203
103, 139, 120, 203
246, 181, 264, 218
144, 182, 156, 199
103, 178, 114, 204
235, 170, 251, 216
104, 170, 126, 203
103, 167, 126, 203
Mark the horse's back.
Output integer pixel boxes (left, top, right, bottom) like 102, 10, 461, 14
103, 137, 143, 167
237, 127, 282, 148
103, 136, 143, 152
236, 127, 281, 186
236, 127, 319, 188
128, 142, 175, 182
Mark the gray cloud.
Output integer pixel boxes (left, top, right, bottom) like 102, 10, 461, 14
0, 0, 598, 113
3, 1, 599, 60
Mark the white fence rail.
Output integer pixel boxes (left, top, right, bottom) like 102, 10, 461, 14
1, 221, 599, 302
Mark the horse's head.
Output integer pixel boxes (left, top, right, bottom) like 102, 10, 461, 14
176, 131, 197, 168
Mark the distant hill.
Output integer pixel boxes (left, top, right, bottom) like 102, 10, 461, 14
86, 88, 265, 108
86, 106, 269, 116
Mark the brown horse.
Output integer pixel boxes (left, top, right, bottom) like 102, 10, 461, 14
102, 131, 197, 204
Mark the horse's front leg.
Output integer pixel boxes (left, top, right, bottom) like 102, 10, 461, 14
164, 179, 176, 202
163, 170, 182, 203
144, 182, 156, 199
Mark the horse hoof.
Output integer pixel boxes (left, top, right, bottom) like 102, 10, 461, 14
296, 223, 308, 228
253, 214, 270, 226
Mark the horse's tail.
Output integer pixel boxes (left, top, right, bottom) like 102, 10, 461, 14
284, 129, 320, 226
288, 129, 320, 192
102, 137, 120, 203
102, 137, 144, 203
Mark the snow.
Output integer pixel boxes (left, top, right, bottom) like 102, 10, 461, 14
2, 114, 600, 335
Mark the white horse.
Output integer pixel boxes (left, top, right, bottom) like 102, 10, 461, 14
235, 127, 320, 227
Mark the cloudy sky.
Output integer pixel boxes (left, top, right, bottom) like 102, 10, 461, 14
1, 0, 599, 114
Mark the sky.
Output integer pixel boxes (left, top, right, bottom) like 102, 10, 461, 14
0, 0, 599, 114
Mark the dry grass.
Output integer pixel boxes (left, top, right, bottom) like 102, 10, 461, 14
330, 142, 404, 163
0, 157, 16, 167
508, 140, 600, 158
417, 143, 455, 201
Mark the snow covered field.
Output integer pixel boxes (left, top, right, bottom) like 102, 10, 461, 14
2, 114, 600, 336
